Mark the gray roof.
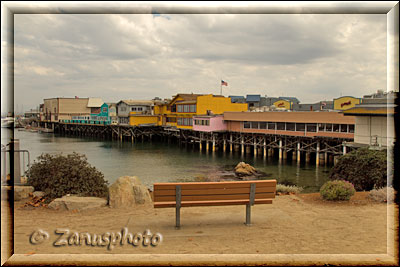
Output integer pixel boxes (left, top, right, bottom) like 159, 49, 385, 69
246, 95, 261, 102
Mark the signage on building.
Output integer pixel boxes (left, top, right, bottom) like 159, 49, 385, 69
273, 100, 291, 109
333, 96, 360, 110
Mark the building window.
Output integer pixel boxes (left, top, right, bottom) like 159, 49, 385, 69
102, 107, 107, 113
325, 124, 332, 132
340, 124, 348, 133
296, 123, 305, 132
286, 123, 295, 131
277, 122, 285, 131
138, 107, 143, 111
244, 122, 251, 129
259, 122, 267, 129
119, 117, 128, 124
307, 123, 317, 132
196, 119, 210, 126
251, 122, 259, 129
178, 117, 192, 126
349, 125, 354, 133
318, 123, 325, 132
171, 105, 176, 112
177, 104, 196, 113
333, 124, 339, 132
267, 122, 276, 130
166, 117, 176, 123
121, 107, 126, 112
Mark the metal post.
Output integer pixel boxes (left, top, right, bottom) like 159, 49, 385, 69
316, 140, 320, 166
175, 185, 181, 229
12, 139, 21, 185
246, 183, 256, 226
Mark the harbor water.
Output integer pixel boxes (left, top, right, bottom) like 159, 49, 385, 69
6, 129, 331, 192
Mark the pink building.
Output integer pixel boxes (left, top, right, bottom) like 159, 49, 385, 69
192, 115, 227, 132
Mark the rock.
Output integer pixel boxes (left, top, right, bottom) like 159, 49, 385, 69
48, 196, 107, 211
14, 186, 34, 201
234, 162, 257, 177
108, 176, 152, 208
33, 191, 45, 198
20, 176, 28, 185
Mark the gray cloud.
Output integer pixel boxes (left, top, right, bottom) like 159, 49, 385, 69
12, 12, 388, 112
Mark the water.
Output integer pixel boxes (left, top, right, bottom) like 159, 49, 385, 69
7, 129, 331, 192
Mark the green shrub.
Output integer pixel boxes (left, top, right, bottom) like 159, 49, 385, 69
368, 186, 395, 204
26, 152, 109, 202
320, 180, 356, 201
329, 148, 387, 191
276, 184, 303, 195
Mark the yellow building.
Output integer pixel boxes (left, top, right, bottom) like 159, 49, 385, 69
128, 94, 248, 129
273, 99, 292, 109
333, 96, 361, 110
129, 114, 160, 126
167, 94, 248, 130
129, 99, 170, 127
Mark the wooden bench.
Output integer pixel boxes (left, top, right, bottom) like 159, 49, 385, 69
153, 179, 277, 228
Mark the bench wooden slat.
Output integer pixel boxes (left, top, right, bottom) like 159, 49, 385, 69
153, 186, 276, 197
154, 198, 274, 208
155, 192, 275, 202
153, 180, 276, 190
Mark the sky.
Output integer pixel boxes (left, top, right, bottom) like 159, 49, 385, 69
9, 5, 390, 111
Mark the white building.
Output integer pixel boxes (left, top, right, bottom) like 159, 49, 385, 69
343, 96, 396, 148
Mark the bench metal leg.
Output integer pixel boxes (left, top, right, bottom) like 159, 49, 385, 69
176, 206, 181, 229
175, 185, 181, 229
245, 204, 251, 226
245, 183, 255, 226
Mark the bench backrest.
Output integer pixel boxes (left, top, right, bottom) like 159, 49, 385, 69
153, 180, 277, 207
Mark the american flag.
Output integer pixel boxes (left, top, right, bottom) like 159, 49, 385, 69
221, 80, 228, 86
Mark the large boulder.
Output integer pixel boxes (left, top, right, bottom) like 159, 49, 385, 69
234, 162, 257, 177
48, 196, 107, 211
108, 176, 152, 208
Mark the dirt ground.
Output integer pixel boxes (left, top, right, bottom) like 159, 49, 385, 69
1, 192, 399, 264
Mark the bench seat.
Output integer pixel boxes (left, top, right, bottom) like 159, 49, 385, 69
154, 198, 274, 208
153, 180, 277, 228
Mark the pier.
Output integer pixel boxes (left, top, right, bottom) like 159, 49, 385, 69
37, 121, 352, 165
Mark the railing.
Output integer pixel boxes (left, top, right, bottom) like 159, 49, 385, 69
370, 135, 379, 146
1, 143, 30, 185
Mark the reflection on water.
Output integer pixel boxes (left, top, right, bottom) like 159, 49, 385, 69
9, 130, 331, 192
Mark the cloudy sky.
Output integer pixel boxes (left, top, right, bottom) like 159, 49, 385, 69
12, 9, 388, 111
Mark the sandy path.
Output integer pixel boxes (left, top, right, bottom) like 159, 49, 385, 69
7, 193, 394, 256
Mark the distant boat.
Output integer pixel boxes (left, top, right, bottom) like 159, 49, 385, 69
38, 128, 54, 133
1, 117, 14, 128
